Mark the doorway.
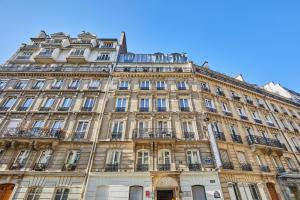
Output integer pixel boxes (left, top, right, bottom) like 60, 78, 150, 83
192, 185, 207, 200
289, 185, 300, 200
157, 190, 173, 200
266, 183, 279, 200
0, 184, 15, 200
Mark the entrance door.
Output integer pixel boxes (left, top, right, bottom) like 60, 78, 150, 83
266, 183, 279, 200
192, 185, 207, 200
289, 185, 300, 200
157, 190, 173, 200
0, 184, 15, 200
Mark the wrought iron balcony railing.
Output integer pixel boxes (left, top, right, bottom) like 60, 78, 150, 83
72, 131, 86, 140
240, 163, 252, 171
132, 128, 175, 140
231, 134, 243, 144
240, 115, 248, 120
254, 119, 262, 124
276, 167, 286, 174
0, 128, 64, 139
105, 164, 119, 172
214, 131, 225, 141
62, 163, 77, 171
188, 163, 201, 171
180, 107, 190, 112
10, 162, 25, 170
114, 66, 190, 73
260, 165, 271, 172
177, 86, 187, 90
158, 164, 171, 171
222, 162, 234, 170
140, 86, 150, 90
206, 107, 217, 113
267, 122, 275, 127
0, 106, 10, 111
223, 111, 233, 117
289, 168, 299, 173
136, 164, 149, 172
116, 107, 126, 112
246, 99, 254, 105
183, 132, 195, 140
111, 132, 122, 140
81, 107, 93, 111
18, 106, 28, 111
156, 86, 165, 90
216, 91, 225, 96
118, 86, 128, 90
201, 87, 210, 92
58, 107, 69, 111
157, 107, 167, 112
39, 107, 51, 111
296, 146, 300, 153
246, 135, 285, 149
258, 104, 265, 108
139, 107, 149, 112
34, 163, 48, 171
232, 96, 241, 101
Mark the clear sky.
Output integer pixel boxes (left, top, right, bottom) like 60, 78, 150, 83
0, 0, 299, 92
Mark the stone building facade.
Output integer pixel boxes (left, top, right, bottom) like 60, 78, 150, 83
0, 31, 299, 200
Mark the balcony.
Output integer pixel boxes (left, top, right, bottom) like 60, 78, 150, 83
240, 163, 253, 171
240, 115, 248, 120
201, 87, 210, 93
246, 99, 254, 105
116, 107, 126, 112
214, 131, 225, 141
140, 86, 150, 90
232, 96, 241, 101
158, 164, 171, 171
10, 162, 25, 170
115, 66, 191, 73
34, 163, 48, 171
81, 107, 93, 112
105, 164, 119, 172
0, 106, 10, 111
216, 91, 225, 96
222, 162, 234, 170
66, 52, 86, 63
231, 134, 243, 144
51, 86, 61, 90
247, 135, 285, 153
139, 107, 149, 112
177, 86, 187, 90
0, 128, 64, 140
18, 107, 28, 111
267, 122, 275, 127
188, 163, 201, 171
72, 132, 86, 140
156, 86, 165, 90
136, 164, 149, 172
62, 163, 77, 171
254, 119, 263, 124
157, 107, 167, 112
58, 107, 69, 111
180, 107, 190, 112
34, 52, 55, 63
260, 165, 271, 172
276, 167, 286, 174
39, 107, 51, 111
206, 107, 217, 113
223, 111, 233, 117
132, 128, 175, 141
183, 132, 195, 140
289, 168, 299, 173
118, 86, 128, 90
111, 132, 122, 140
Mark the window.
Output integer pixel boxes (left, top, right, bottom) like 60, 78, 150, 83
15, 80, 28, 89
156, 81, 165, 90
230, 125, 238, 136
182, 121, 194, 139
200, 82, 209, 91
70, 49, 85, 56
186, 150, 201, 165
211, 122, 222, 133
6, 119, 22, 131
158, 150, 171, 165
237, 152, 247, 164
1, 97, 17, 110
89, 80, 100, 89
157, 98, 167, 111
286, 158, 297, 170
237, 107, 246, 116
129, 186, 143, 200
52, 80, 64, 89
219, 149, 230, 164
0, 80, 8, 89
265, 115, 273, 124
119, 80, 129, 90
112, 121, 123, 139
280, 119, 289, 130
177, 81, 186, 90
54, 188, 70, 200
26, 187, 42, 200
65, 150, 80, 166
97, 53, 110, 60
249, 184, 261, 200
19, 98, 34, 110
140, 81, 150, 90
52, 120, 64, 131
228, 183, 241, 200
205, 99, 215, 108
12, 150, 30, 169
17, 51, 33, 59
69, 80, 80, 89
140, 98, 149, 111
179, 99, 189, 111
252, 111, 260, 120
137, 150, 149, 171
221, 102, 230, 113
74, 121, 89, 139
157, 121, 168, 130
61, 98, 72, 109
32, 120, 45, 133
216, 87, 225, 96
83, 97, 94, 110
35, 150, 52, 170
106, 150, 121, 167
32, 80, 45, 89
39, 48, 54, 56
43, 98, 55, 108
102, 42, 114, 48
116, 98, 126, 111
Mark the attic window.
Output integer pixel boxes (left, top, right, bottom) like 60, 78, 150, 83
102, 42, 113, 48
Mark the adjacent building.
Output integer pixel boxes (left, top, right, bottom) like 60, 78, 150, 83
0, 31, 299, 200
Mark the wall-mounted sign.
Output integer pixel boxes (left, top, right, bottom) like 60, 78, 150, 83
214, 191, 221, 198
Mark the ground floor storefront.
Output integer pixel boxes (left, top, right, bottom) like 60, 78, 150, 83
85, 171, 222, 200
277, 173, 300, 200
219, 172, 284, 200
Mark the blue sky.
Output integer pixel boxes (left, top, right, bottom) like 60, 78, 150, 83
0, 0, 299, 91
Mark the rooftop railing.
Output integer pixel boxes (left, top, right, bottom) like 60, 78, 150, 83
114, 66, 192, 73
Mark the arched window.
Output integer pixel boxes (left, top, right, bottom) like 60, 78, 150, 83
192, 185, 207, 200
129, 186, 143, 200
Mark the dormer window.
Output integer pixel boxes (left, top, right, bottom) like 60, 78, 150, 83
39, 49, 54, 56
70, 49, 84, 56
97, 53, 110, 61
16, 51, 33, 59
102, 42, 114, 48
